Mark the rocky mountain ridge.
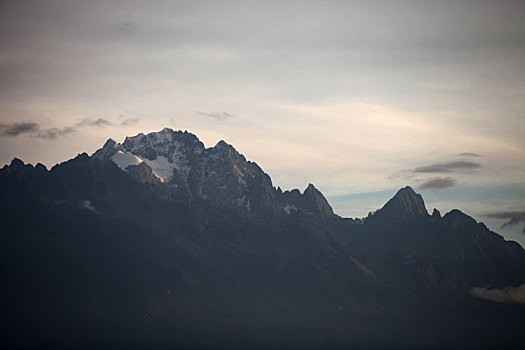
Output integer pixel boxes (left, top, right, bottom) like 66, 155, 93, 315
92, 128, 336, 220
1, 128, 524, 349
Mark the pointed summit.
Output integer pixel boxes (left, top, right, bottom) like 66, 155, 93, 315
92, 138, 123, 161
212, 140, 240, 158
387, 186, 427, 215
215, 140, 230, 148
10, 158, 25, 168
372, 186, 428, 223
301, 183, 335, 218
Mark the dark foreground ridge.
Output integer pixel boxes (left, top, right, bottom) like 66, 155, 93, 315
1, 128, 525, 349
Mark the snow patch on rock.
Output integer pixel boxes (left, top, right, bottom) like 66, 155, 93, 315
142, 155, 175, 183
111, 151, 143, 170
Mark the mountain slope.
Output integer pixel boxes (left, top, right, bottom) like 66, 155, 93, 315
1, 128, 524, 349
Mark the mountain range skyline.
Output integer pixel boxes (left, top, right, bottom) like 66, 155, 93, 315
4, 126, 525, 248
2, 126, 524, 348
1, 1, 524, 348
1, 1, 524, 248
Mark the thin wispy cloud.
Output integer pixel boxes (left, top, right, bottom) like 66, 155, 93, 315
37, 127, 76, 139
76, 118, 112, 127
484, 212, 525, 234
78, 117, 141, 127
414, 161, 482, 173
459, 152, 483, 157
419, 177, 456, 190
394, 159, 483, 190
0, 122, 39, 136
199, 112, 235, 121
120, 118, 140, 126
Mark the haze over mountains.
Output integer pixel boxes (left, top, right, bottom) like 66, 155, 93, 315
1, 128, 524, 349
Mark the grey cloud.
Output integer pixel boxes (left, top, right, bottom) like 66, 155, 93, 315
38, 127, 76, 139
419, 177, 457, 190
471, 284, 525, 304
414, 161, 482, 173
0, 122, 39, 136
77, 116, 139, 128
388, 169, 415, 181
396, 160, 481, 187
484, 211, 525, 234
199, 112, 235, 120
0, 122, 76, 139
120, 22, 138, 34
1, 116, 136, 140
459, 152, 483, 157
77, 118, 112, 127
120, 118, 140, 126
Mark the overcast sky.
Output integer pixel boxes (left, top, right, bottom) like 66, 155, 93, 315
1, 0, 524, 244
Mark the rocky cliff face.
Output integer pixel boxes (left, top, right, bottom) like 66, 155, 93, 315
92, 128, 336, 220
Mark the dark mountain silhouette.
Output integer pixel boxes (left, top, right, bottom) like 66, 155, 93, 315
1, 128, 524, 349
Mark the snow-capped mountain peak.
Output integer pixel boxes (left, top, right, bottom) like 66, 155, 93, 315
90, 128, 339, 219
